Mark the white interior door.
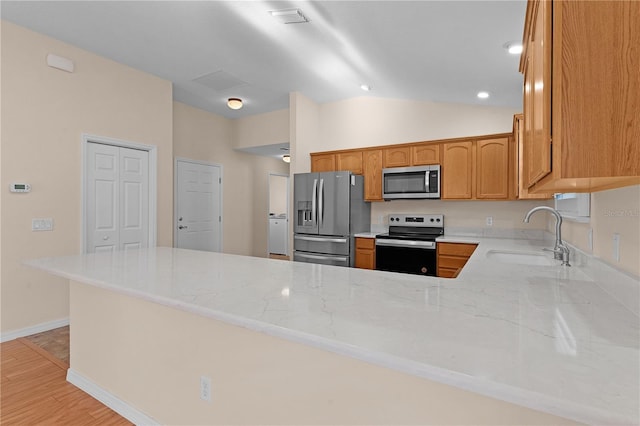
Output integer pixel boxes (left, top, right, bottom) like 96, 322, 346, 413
175, 159, 222, 252
86, 142, 149, 253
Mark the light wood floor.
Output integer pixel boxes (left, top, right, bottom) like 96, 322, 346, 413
1, 338, 131, 425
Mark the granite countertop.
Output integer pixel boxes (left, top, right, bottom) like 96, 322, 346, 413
25, 239, 639, 425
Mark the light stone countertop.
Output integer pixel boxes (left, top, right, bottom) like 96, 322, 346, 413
25, 239, 639, 425
353, 232, 378, 238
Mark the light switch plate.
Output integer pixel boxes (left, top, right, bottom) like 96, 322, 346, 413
32, 218, 53, 231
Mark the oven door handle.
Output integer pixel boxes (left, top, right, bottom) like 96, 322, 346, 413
375, 239, 436, 249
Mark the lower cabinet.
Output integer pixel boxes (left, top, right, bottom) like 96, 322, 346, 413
437, 242, 478, 278
355, 237, 376, 270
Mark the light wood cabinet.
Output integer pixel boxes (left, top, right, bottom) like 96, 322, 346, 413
437, 242, 477, 278
355, 237, 376, 270
336, 151, 363, 175
310, 153, 336, 173
442, 141, 475, 199
363, 149, 383, 201
383, 147, 411, 168
476, 137, 510, 199
520, 0, 640, 193
412, 143, 440, 166
513, 114, 551, 199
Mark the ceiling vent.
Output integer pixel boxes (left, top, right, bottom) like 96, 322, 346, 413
269, 8, 309, 24
192, 70, 247, 92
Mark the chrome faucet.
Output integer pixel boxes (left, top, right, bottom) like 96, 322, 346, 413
523, 206, 571, 266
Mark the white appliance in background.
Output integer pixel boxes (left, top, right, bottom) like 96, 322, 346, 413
269, 214, 288, 255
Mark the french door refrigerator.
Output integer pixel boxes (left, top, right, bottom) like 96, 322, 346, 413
293, 171, 370, 267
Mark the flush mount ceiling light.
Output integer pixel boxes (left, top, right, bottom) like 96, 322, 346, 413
360, 84, 372, 92
269, 8, 309, 24
282, 154, 291, 163
477, 91, 490, 99
227, 98, 243, 110
503, 41, 523, 55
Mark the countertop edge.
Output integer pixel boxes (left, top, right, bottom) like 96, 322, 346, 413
23, 255, 633, 426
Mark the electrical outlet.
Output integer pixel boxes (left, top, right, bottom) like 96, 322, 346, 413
613, 233, 620, 262
486, 216, 493, 227
200, 375, 212, 402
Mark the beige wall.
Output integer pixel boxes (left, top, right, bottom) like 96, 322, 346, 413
233, 108, 289, 149
71, 282, 579, 425
269, 174, 288, 216
173, 102, 289, 258
0, 21, 173, 333
371, 199, 549, 230
290, 92, 321, 174
562, 185, 640, 277
317, 96, 520, 152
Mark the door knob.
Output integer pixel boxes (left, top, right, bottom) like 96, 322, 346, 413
178, 225, 188, 230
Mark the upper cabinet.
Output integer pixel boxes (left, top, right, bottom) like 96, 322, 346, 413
311, 153, 336, 173
382, 147, 411, 168
442, 141, 474, 199
363, 150, 383, 201
411, 144, 440, 166
513, 114, 551, 200
336, 151, 363, 175
520, 0, 640, 193
476, 137, 510, 199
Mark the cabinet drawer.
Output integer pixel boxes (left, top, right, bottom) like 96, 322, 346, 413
438, 255, 468, 269
437, 267, 459, 278
438, 242, 477, 257
355, 237, 375, 250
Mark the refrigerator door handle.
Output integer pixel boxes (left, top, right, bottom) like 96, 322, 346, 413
318, 178, 324, 229
311, 178, 318, 225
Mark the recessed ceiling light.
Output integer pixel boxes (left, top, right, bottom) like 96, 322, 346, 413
227, 98, 243, 110
360, 84, 372, 92
269, 9, 309, 24
477, 91, 490, 99
504, 42, 523, 55
282, 154, 291, 163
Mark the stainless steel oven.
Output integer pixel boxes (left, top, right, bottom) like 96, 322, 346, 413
375, 214, 443, 276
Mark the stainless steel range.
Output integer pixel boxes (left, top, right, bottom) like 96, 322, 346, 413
375, 214, 444, 276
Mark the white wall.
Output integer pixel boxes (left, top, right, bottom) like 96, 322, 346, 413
561, 185, 640, 277
233, 108, 289, 149
0, 21, 174, 334
269, 174, 288, 216
317, 96, 519, 151
173, 102, 289, 258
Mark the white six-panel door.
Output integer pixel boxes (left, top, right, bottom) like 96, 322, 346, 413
86, 142, 149, 253
175, 159, 222, 252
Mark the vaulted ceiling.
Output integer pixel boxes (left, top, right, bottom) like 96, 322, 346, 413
2, 1, 526, 119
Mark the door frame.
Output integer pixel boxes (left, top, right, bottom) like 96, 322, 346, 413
81, 134, 158, 254
267, 172, 290, 257
173, 157, 224, 251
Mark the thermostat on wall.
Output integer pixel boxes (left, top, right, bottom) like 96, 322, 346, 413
10, 183, 31, 193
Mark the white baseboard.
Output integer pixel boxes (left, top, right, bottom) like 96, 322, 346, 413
67, 368, 158, 426
0, 317, 70, 343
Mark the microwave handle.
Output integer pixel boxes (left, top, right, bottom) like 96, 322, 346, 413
425, 171, 430, 193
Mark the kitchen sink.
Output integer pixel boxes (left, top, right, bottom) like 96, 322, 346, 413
485, 249, 555, 266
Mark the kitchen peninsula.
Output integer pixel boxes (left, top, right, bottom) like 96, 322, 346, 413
26, 241, 638, 425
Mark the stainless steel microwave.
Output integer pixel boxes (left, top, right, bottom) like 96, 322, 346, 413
382, 165, 441, 199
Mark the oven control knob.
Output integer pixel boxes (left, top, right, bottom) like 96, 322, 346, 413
430, 218, 434, 222
436, 218, 441, 222
390, 217, 395, 222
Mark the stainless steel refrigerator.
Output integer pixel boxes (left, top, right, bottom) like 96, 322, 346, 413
293, 171, 370, 267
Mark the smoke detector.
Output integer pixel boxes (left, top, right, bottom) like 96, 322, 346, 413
269, 9, 309, 24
